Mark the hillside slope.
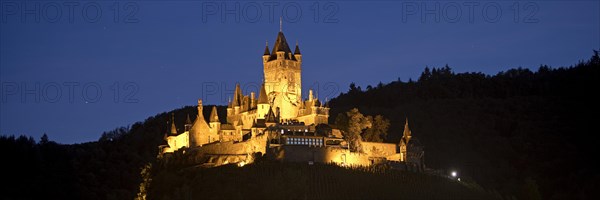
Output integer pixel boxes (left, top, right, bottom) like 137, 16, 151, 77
327, 51, 600, 199
147, 161, 496, 200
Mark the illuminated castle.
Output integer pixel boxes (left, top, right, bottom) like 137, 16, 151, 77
159, 29, 423, 169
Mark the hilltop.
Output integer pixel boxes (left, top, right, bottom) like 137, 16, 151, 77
2, 51, 598, 200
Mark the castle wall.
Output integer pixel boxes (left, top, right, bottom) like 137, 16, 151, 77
270, 146, 371, 166
164, 132, 189, 153
191, 134, 269, 156
296, 114, 329, 126
361, 142, 399, 161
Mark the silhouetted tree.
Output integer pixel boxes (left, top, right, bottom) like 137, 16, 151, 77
363, 115, 390, 142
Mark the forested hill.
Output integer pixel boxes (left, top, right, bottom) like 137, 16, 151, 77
327, 51, 600, 199
2, 51, 598, 199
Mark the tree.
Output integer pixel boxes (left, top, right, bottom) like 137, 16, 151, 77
336, 108, 371, 152
362, 115, 390, 142
40, 133, 49, 145
419, 67, 431, 82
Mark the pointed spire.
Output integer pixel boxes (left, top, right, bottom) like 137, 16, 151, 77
209, 106, 219, 123
185, 114, 192, 131
294, 40, 301, 55
403, 118, 412, 142
263, 40, 270, 55
258, 83, 269, 104
170, 113, 177, 134
232, 83, 241, 107
279, 16, 282, 32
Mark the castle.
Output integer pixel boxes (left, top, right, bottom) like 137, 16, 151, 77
159, 29, 424, 169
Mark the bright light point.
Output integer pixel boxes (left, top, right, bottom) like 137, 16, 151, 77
451, 171, 457, 177
238, 161, 246, 167
458, 178, 461, 182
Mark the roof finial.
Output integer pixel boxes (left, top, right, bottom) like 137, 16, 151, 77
279, 16, 282, 32
266, 40, 268, 46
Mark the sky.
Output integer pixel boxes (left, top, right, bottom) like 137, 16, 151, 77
1, 0, 599, 144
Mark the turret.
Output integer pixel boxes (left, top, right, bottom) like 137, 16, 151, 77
227, 97, 233, 116
294, 41, 302, 62
209, 106, 221, 134
233, 83, 241, 114
257, 83, 270, 119
402, 118, 412, 143
250, 92, 256, 109
170, 113, 177, 135
184, 114, 192, 131
190, 99, 211, 147
263, 41, 270, 64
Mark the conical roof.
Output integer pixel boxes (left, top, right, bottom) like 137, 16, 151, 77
268, 32, 296, 61
185, 114, 192, 124
232, 83, 242, 107
209, 106, 219, 123
265, 107, 277, 123
257, 83, 269, 104
263, 42, 270, 55
294, 42, 301, 55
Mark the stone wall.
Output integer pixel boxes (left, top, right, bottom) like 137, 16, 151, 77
191, 134, 268, 156
361, 142, 400, 161
270, 146, 371, 166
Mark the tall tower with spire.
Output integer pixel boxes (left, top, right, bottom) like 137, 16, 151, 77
263, 24, 302, 120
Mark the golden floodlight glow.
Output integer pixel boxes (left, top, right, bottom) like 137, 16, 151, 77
238, 161, 246, 167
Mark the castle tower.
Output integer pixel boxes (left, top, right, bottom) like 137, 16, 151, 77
400, 118, 412, 162
402, 118, 412, 143
257, 83, 270, 119
227, 97, 233, 117
294, 41, 302, 63
190, 99, 211, 147
170, 113, 177, 135
232, 83, 242, 115
209, 106, 221, 138
263, 30, 302, 120
185, 114, 192, 131
263, 41, 270, 64
250, 92, 256, 109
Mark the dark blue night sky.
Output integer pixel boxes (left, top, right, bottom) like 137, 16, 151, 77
1, 0, 599, 144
